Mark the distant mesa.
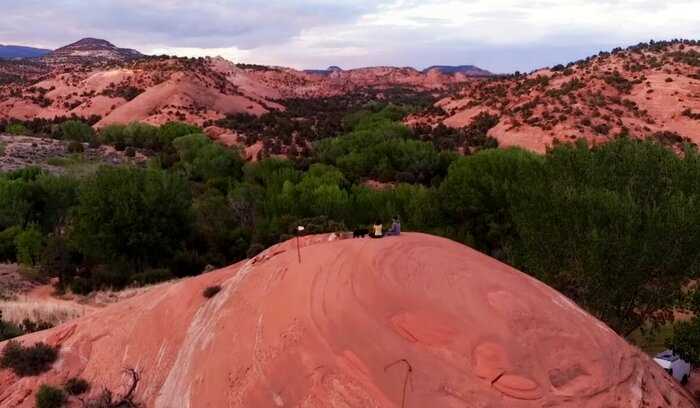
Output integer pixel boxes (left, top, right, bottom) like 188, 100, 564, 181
422, 65, 493, 76
41, 38, 143, 64
0, 44, 51, 60
304, 65, 344, 76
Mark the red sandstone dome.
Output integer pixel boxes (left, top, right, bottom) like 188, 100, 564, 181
0, 233, 696, 407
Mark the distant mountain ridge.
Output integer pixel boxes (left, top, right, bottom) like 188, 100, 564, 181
0, 44, 51, 59
41, 38, 143, 64
422, 65, 492, 76
305, 64, 492, 77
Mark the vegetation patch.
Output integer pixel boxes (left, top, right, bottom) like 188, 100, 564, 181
0, 340, 58, 376
203, 285, 222, 298
35, 384, 66, 408
64, 377, 90, 395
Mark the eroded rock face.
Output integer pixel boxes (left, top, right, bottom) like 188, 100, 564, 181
0, 233, 696, 407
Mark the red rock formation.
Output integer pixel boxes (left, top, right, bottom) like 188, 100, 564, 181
424, 42, 700, 152
0, 41, 476, 128
1, 233, 695, 407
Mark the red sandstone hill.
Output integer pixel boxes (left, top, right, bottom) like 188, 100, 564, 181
0, 233, 696, 407
0, 38, 476, 128
3, 38, 700, 156
413, 40, 700, 152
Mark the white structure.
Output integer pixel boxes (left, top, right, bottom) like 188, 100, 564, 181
654, 350, 691, 384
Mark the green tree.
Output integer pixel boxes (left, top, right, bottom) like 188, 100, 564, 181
439, 147, 542, 257
39, 234, 79, 289
59, 120, 94, 142
512, 139, 700, 335
158, 121, 202, 145
15, 227, 43, 266
0, 226, 21, 262
123, 122, 160, 149
669, 290, 700, 365
6, 123, 28, 135
173, 133, 245, 183
73, 166, 193, 274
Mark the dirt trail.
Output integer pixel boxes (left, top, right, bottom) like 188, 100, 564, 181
0, 233, 696, 407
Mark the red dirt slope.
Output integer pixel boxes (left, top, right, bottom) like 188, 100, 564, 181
0, 233, 696, 407
420, 41, 700, 152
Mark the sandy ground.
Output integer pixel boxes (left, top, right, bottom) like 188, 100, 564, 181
0, 233, 696, 407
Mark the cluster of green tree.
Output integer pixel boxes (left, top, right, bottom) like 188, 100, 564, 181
414, 112, 500, 152
0, 115, 102, 137
314, 105, 454, 184
212, 87, 438, 156
439, 139, 700, 351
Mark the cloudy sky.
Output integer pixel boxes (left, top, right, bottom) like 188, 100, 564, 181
1, 0, 699, 73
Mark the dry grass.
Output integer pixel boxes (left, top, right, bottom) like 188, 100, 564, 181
0, 300, 88, 326
78, 280, 174, 307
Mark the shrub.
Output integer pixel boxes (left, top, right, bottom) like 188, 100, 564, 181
98, 124, 126, 145
69, 276, 93, 295
35, 384, 66, 408
0, 226, 21, 263
246, 243, 265, 258
0, 340, 58, 376
131, 268, 173, 285
67, 141, 84, 153
202, 285, 222, 298
21, 319, 52, 334
0, 311, 24, 341
59, 120, 94, 142
64, 377, 90, 395
6, 123, 29, 135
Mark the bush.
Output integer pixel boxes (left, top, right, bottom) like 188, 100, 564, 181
202, 285, 222, 298
69, 276, 93, 295
59, 120, 94, 142
0, 340, 58, 376
98, 124, 126, 145
0, 226, 21, 263
35, 384, 66, 408
67, 141, 84, 153
21, 318, 52, 334
131, 268, 173, 285
246, 243, 265, 258
0, 311, 24, 341
6, 123, 29, 135
64, 377, 90, 395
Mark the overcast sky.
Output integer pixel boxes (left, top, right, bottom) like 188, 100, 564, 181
1, 0, 699, 73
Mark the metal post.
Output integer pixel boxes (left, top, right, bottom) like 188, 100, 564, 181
296, 225, 304, 264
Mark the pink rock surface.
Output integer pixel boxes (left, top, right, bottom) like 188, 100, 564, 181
1, 233, 696, 407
